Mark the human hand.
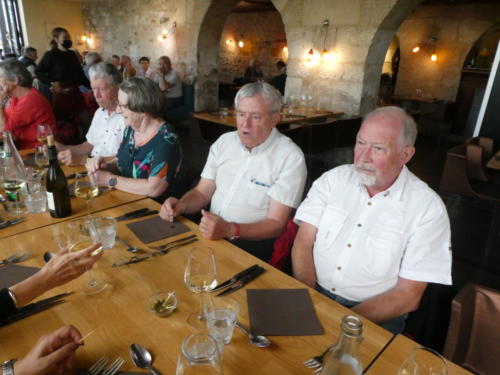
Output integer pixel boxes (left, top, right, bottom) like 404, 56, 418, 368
13, 325, 82, 375
57, 150, 82, 166
159, 197, 185, 222
91, 170, 114, 187
38, 243, 103, 291
50, 82, 63, 94
85, 156, 105, 174
199, 209, 231, 240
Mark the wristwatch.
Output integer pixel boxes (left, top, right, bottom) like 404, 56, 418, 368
228, 222, 241, 241
107, 176, 118, 189
2, 359, 17, 375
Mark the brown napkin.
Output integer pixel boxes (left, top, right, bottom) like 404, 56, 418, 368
126, 215, 190, 244
247, 289, 323, 336
0, 264, 40, 289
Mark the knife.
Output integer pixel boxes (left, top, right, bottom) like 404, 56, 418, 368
116, 209, 158, 222
211, 264, 260, 292
0, 218, 24, 230
116, 207, 149, 220
216, 266, 265, 297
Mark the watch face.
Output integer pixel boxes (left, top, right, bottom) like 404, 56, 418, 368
108, 177, 117, 187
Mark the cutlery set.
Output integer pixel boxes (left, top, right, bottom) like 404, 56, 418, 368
0, 249, 31, 265
0, 217, 24, 229
115, 208, 158, 222
212, 264, 266, 297
87, 356, 125, 375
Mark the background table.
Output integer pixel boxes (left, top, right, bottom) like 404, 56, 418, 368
486, 150, 500, 170
0, 199, 392, 374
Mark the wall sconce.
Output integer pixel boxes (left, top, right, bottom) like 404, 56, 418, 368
238, 35, 245, 48
412, 36, 438, 62
306, 48, 314, 62
157, 21, 177, 42
226, 39, 233, 45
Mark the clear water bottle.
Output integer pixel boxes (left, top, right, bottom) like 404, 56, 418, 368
1, 131, 27, 214
320, 315, 363, 375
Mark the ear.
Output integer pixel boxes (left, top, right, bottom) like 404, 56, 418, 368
400, 146, 415, 164
271, 111, 280, 127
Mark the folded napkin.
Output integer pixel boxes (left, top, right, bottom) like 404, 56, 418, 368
127, 216, 190, 244
247, 289, 323, 336
0, 264, 39, 289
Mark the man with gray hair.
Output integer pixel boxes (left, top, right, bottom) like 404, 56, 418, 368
160, 81, 307, 261
292, 106, 452, 334
57, 62, 125, 165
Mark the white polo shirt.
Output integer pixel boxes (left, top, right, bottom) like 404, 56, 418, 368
86, 108, 126, 157
295, 164, 452, 302
153, 69, 182, 99
201, 128, 307, 224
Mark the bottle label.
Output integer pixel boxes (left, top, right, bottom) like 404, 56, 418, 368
46, 191, 55, 210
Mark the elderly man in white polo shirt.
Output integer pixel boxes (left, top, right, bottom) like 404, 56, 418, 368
292, 106, 452, 334
160, 82, 307, 261
56, 62, 125, 165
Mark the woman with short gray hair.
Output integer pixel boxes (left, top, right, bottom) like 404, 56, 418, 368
0, 60, 56, 149
86, 77, 182, 199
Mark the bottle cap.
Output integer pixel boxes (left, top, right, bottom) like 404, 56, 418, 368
47, 135, 55, 146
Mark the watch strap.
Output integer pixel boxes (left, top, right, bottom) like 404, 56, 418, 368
2, 359, 16, 375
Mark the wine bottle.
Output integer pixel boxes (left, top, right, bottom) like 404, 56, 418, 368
46, 135, 72, 218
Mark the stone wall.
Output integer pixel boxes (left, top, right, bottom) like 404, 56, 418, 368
218, 11, 287, 84
394, 4, 500, 102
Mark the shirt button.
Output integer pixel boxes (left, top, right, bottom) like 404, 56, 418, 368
347, 243, 352, 248
357, 223, 362, 227
331, 288, 336, 292
337, 266, 342, 271
368, 202, 372, 206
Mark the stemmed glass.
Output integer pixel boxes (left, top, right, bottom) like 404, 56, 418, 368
36, 124, 52, 146
67, 217, 108, 295
34, 145, 49, 170
396, 347, 448, 375
175, 333, 222, 375
184, 246, 218, 328
74, 172, 98, 216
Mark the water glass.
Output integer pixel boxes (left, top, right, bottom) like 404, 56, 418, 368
89, 217, 116, 249
25, 191, 47, 214
176, 333, 222, 375
205, 296, 239, 355
396, 347, 448, 375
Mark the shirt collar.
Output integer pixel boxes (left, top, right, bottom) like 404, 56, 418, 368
239, 127, 277, 155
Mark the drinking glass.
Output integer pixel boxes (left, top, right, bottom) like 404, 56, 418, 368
67, 217, 108, 295
2, 165, 26, 216
184, 246, 218, 328
88, 217, 116, 249
175, 333, 222, 375
25, 191, 47, 214
205, 296, 239, 357
34, 144, 49, 170
396, 347, 448, 375
36, 124, 52, 146
74, 172, 98, 216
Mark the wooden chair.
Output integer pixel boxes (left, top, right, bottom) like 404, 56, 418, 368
443, 283, 500, 375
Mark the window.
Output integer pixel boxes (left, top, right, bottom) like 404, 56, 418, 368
0, 0, 24, 57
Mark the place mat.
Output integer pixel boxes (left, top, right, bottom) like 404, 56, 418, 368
0, 264, 40, 289
126, 215, 190, 244
247, 289, 323, 336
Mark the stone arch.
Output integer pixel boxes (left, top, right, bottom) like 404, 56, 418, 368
359, 0, 423, 115
195, 0, 287, 111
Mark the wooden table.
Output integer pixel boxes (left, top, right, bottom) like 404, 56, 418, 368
365, 334, 473, 375
0, 157, 145, 239
194, 107, 343, 128
486, 150, 500, 170
0, 199, 393, 374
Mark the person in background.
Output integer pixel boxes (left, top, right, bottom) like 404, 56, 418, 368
35, 27, 90, 143
86, 77, 182, 199
160, 82, 306, 261
121, 55, 136, 79
109, 54, 121, 71
57, 62, 124, 166
18, 46, 37, 78
153, 55, 183, 109
82, 52, 102, 80
243, 58, 264, 84
136, 56, 154, 79
0, 60, 56, 149
292, 106, 452, 334
269, 60, 287, 95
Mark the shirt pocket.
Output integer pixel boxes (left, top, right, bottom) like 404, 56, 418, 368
362, 213, 404, 279
247, 181, 271, 208
316, 205, 348, 251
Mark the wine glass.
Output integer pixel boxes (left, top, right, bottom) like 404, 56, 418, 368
74, 172, 98, 216
34, 145, 49, 170
184, 246, 218, 328
67, 217, 108, 295
175, 333, 222, 375
36, 124, 52, 146
396, 347, 448, 375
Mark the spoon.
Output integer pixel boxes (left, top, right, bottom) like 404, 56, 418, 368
235, 321, 271, 348
130, 343, 162, 375
116, 236, 141, 253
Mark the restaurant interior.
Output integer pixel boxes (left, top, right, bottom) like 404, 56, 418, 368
1, 0, 500, 374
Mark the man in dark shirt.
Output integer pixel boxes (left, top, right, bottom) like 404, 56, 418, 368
19, 46, 37, 77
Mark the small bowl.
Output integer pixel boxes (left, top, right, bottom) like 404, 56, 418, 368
147, 292, 178, 317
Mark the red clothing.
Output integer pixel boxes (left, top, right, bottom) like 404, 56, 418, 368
4, 88, 56, 149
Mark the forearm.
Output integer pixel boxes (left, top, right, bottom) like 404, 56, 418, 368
179, 189, 212, 215
114, 175, 167, 197
157, 76, 170, 92
67, 142, 93, 156
9, 272, 50, 307
291, 242, 316, 288
0, 108, 5, 132
351, 280, 427, 323
238, 218, 285, 240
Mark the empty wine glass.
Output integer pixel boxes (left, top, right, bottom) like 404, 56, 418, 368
396, 347, 448, 375
184, 246, 218, 328
74, 172, 98, 216
175, 333, 222, 375
67, 217, 108, 295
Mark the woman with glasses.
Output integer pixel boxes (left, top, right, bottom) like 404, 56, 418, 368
86, 77, 182, 200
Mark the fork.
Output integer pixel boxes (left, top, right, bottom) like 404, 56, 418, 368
303, 343, 335, 370
0, 250, 22, 265
0, 250, 30, 265
102, 357, 125, 375
88, 356, 108, 375
148, 234, 197, 251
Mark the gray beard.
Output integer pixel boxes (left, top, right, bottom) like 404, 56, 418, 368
355, 169, 377, 186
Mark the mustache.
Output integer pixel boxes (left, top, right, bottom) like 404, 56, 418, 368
355, 163, 375, 173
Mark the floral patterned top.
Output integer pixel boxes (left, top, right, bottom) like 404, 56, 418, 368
116, 123, 181, 186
